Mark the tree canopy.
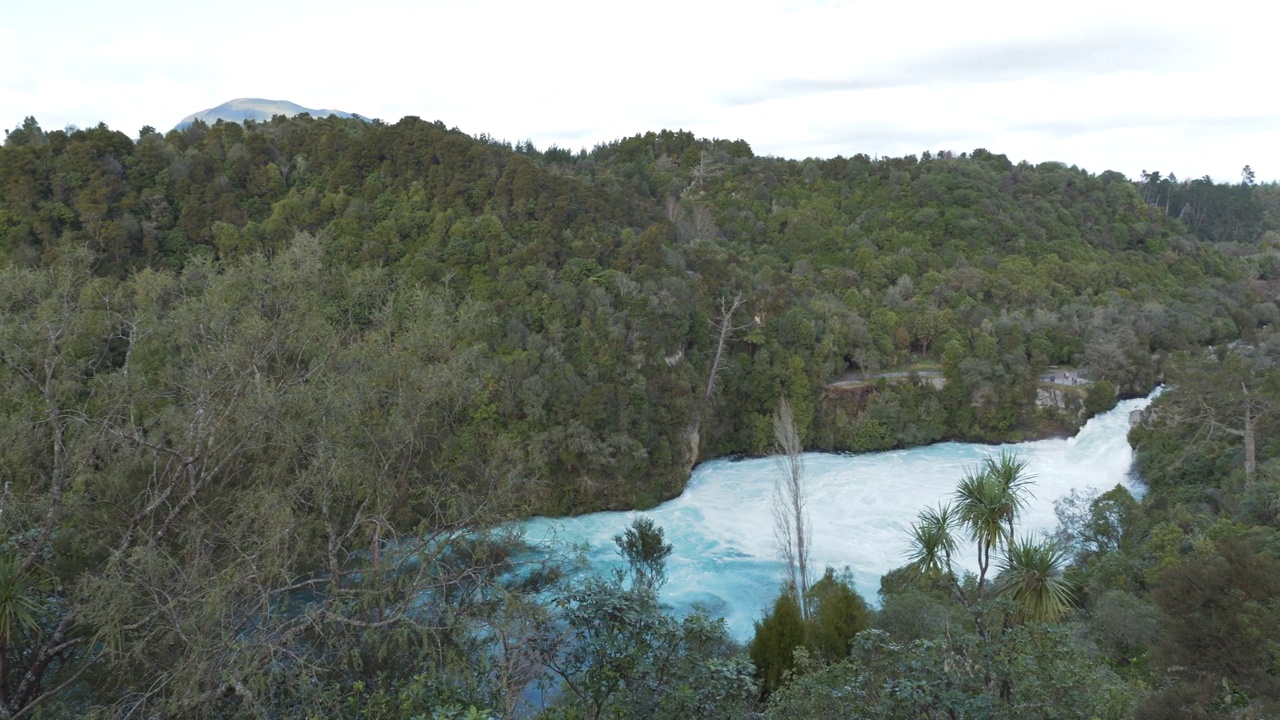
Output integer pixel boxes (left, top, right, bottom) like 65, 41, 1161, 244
2, 111, 1279, 716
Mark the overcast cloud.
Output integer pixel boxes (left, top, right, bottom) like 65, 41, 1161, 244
3, 0, 1274, 182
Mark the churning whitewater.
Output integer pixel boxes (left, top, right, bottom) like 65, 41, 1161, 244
525, 392, 1155, 642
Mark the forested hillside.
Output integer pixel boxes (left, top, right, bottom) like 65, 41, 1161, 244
1, 113, 1279, 717
2, 115, 1274, 513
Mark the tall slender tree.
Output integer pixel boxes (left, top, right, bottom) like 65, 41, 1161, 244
772, 397, 812, 618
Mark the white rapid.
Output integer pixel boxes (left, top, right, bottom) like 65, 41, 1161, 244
525, 392, 1154, 642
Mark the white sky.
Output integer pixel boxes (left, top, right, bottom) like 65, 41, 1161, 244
3, 0, 1275, 182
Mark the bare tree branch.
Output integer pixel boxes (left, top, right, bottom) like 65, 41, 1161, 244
772, 397, 812, 618
705, 293, 745, 403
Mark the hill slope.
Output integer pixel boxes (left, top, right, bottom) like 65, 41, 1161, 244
173, 97, 367, 129
0, 115, 1272, 513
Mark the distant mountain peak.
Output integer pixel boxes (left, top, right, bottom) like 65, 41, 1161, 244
174, 98, 367, 130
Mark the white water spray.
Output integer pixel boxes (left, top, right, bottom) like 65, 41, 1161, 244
525, 392, 1155, 641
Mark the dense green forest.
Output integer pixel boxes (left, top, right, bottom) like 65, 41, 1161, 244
1, 113, 1279, 717
3, 115, 1277, 511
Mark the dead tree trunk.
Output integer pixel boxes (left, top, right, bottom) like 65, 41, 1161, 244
704, 293, 744, 403
772, 397, 812, 619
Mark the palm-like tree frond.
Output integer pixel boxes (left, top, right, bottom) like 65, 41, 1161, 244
953, 470, 1010, 551
985, 451, 1034, 499
906, 503, 958, 577
985, 451, 1034, 531
956, 452, 1034, 549
0, 555, 43, 643
995, 537, 1075, 623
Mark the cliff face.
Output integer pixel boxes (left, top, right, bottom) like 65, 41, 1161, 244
808, 378, 1094, 455
1037, 385, 1086, 415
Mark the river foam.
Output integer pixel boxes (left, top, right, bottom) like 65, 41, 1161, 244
525, 392, 1154, 642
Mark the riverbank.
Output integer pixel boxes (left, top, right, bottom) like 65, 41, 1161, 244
528, 392, 1157, 641
608, 376, 1119, 515
573, 368, 1124, 516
